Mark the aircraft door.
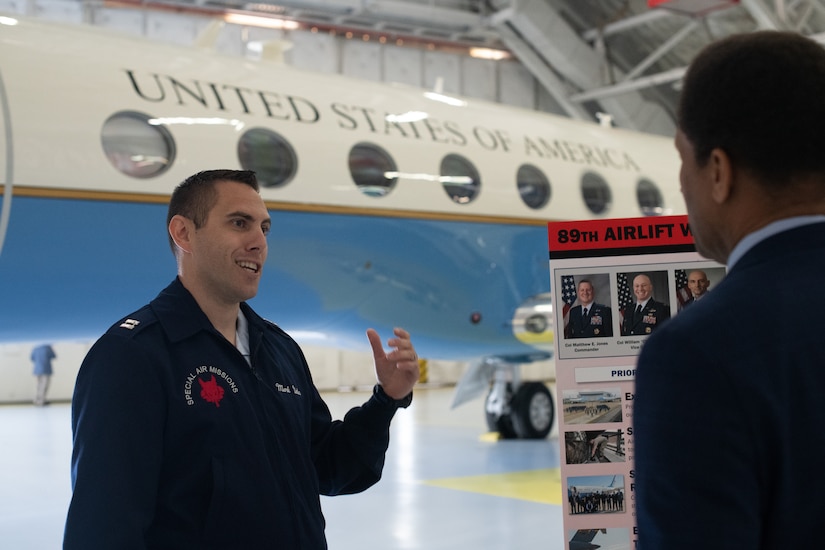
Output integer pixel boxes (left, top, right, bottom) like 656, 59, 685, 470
0, 68, 11, 257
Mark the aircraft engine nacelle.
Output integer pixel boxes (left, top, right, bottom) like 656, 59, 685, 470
512, 292, 554, 349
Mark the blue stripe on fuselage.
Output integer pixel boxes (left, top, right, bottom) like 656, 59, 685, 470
0, 195, 551, 359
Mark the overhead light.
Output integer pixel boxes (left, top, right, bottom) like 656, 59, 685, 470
0, 16, 18, 26
224, 13, 300, 30
469, 47, 510, 60
242, 3, 287, 14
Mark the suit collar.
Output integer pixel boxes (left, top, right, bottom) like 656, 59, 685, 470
732, 222, 825, 274
728, 216, 825, 269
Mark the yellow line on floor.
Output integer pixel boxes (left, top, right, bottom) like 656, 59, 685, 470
423, 468, 563, 505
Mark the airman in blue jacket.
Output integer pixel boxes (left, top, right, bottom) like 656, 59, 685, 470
64, 170, 419, 549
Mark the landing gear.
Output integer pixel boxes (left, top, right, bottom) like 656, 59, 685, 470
510, 382, 554, 439
453, 353, 555, 440
485, 377, 554, 440
485, 382, 517, 439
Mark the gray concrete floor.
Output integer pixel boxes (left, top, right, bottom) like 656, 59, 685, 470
0, 386, 564, 549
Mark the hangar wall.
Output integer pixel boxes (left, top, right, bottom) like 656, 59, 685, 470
0, 342, 552, 403
0, 0, 568, 115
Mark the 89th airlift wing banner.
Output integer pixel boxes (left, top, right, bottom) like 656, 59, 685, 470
547, 215, 724, 550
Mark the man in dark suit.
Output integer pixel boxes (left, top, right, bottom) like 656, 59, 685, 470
567, 279, 613, 338
619, 274, 669, 336
634, 32, 825, 550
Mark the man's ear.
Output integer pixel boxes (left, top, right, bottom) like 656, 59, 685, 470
169, 215, 193, 255
709, 147, 734, 204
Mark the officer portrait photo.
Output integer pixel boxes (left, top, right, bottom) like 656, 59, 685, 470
675, 266, 727, 312
618, 271, 671, 336
560, 273, 614, 339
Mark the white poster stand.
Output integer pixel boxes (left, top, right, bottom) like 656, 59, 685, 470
548, 215, 724, 549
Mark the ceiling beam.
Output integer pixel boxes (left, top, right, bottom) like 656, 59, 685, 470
740, 0, 784, 29
492, 19, 593, 120
491, 0, 676, 135
570, 67, 686, 103
581, 9, 672, 42
621, 18, 699, 82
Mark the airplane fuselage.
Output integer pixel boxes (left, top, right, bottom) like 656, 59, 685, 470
0, 16, 683, 360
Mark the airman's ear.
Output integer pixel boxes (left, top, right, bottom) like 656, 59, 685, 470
709, 147, 733, 205
169, 215, 193, 255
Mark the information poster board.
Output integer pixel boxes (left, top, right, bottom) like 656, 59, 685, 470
548, 215, 725, 549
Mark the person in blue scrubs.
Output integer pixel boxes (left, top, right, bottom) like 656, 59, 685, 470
30, 343, 55, 406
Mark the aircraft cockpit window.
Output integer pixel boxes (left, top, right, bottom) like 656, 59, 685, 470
238, 128, 297, 188
580, 171, 612, 214
440, 154, 480, 204
636, 178, 664, 216
516, 164, 551, 209
349, 142, 398, 197
101, 111, 175, 178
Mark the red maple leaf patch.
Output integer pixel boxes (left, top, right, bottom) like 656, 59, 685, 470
198, 374, 225, 407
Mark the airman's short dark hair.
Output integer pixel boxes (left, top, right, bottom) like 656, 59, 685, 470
167, 169, 259, 253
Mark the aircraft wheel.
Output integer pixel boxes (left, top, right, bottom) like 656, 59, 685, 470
510, 382, 554, 439
485, 409, 518, 439
485, 388, 518, 439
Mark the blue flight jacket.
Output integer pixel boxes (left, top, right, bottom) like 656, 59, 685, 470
64, 278, 405, 550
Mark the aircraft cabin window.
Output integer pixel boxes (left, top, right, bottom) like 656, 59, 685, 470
349, 142, 398, 197
580, 171, 612, 215
636, 178, 664, 216
101, 111, 175, 178
517, 164, 551, 209
238, 128, 297, 188
440, 154, 480, 204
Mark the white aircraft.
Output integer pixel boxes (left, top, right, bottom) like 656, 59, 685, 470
568, 475, 624, 498
0, 14, 683, 437
568, 529, 607, 550
569, 528, 631, 550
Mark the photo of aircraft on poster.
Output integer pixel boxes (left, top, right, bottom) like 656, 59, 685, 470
568, 527, 631, 550
567, 474, 626, 515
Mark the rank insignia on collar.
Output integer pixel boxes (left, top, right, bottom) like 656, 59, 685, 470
119, 319, 140, 330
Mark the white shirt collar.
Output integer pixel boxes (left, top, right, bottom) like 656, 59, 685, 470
235, 309, 251, 365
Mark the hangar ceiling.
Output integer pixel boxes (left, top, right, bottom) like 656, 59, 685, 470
96, 0, 825, 134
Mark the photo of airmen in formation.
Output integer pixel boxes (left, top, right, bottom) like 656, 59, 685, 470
562, 389, 622, 425
567, 475, 625, 515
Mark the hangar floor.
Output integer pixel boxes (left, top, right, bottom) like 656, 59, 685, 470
0, 385, 563, 549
